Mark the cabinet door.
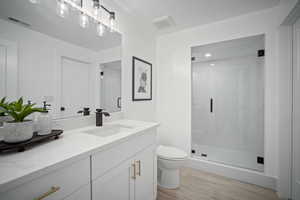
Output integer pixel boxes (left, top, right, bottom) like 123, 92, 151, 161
134, 145, 156, 200
92, 159, 134, 200
64, 184, 90, 200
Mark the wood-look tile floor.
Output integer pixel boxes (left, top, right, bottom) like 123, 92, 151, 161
157, 168, 279, 200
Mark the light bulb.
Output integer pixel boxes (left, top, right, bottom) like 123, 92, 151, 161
79, 13, 89, 28
56, 0, 69, 18
97, 23, 105, 37
29, 0, 40, 4
109, 14, 115, 32
93, 8, 100, 19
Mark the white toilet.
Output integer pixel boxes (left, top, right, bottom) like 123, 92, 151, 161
157, 145, 188, 189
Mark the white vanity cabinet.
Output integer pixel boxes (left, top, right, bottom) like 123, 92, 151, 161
92, 129, 157, 200
0, 122, 158, 200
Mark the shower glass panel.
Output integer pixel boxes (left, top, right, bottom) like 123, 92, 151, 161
191, 35, 264, 172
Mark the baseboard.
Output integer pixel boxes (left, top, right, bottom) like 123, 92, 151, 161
186, 158, 277, 190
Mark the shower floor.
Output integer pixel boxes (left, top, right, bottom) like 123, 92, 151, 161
191, 144, 264, 172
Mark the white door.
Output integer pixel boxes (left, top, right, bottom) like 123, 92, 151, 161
92, 159, 134, 200
0, 39, 18, 100
61, 57, 91, 118
0, 46, 6, 97
134, 146, 155, 200
293, 18, 300, 200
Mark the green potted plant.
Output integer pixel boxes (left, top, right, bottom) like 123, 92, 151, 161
0, 97, 44, 143
0, 97, 12, 127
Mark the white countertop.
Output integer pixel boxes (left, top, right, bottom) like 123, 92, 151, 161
0, 120, 159, 193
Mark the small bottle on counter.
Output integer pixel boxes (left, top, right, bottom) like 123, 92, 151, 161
36, 101, 52, 135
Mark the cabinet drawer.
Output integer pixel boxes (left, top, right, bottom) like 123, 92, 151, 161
0, 157, 90, 200
92, 128, 156, 180
64, 184, 90, 200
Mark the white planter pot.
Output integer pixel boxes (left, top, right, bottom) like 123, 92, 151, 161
0, 116, 13, 127
3, 121, 34, 143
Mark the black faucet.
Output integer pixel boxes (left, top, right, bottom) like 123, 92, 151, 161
77, 107, 90, 116
95, 109, 110, 126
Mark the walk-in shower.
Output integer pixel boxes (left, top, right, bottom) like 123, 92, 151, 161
191, 35, 265, 172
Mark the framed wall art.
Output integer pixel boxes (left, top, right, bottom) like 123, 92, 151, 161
132, 56, 152, 101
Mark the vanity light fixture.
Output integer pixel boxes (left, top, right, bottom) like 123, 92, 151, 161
205, 53, 212, 58
28, 0, 116, 35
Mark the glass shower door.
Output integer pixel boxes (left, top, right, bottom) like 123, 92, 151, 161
191, 35, 265, 172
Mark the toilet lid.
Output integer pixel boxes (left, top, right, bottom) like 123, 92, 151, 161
157, 145, 188, 160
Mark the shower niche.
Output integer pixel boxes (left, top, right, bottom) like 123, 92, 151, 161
191, 35, 265, 172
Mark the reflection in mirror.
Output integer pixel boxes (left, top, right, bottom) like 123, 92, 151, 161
100, 60, 122, 113
0, 0, 122, 120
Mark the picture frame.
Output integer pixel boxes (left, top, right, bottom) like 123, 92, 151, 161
132, 56, 152, 101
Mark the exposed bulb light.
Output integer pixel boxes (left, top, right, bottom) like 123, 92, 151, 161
109, 13, 115, 32
29, 0, 40, 4
56, 0, 69, 18
79, 13, 89, 28
210, 63, 215, 66
93, 8, 100, 19
97, 23, 105, 37
93, 0, 101, 20
204, 53, 212, 58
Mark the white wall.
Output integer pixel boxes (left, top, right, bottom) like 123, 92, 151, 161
102, 0, 157, 121
276, 25, 293, 199
156, 0, 296, 185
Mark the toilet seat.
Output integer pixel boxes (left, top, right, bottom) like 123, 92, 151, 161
157, 145, 187, 160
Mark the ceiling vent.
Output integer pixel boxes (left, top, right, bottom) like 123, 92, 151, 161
152, 16, 175, 30
7, 17, 31, 27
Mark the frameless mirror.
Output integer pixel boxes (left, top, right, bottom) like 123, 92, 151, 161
0, 0, 122, 119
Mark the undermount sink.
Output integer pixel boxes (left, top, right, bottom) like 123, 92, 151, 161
83, 124, 135, 137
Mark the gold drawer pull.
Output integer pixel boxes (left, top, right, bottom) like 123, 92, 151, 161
136, 160, 141, 176
34, 186, 60, 200
131, 163, 136, 179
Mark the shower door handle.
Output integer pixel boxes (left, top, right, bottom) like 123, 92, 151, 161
210, 98, 213, 113
117, 97, 121, 108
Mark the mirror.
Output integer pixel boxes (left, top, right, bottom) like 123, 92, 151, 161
0, 0, 122, 119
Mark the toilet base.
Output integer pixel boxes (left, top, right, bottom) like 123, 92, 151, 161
158, 168, 180, 189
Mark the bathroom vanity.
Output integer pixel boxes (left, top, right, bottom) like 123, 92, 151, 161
0, 120, 158, 200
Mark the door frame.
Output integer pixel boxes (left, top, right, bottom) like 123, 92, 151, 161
279, 2, 300, 199
0, 37, 18, 99
292, 16, 300, 200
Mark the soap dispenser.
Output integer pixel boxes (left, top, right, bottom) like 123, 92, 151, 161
36, 101, 52, 135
